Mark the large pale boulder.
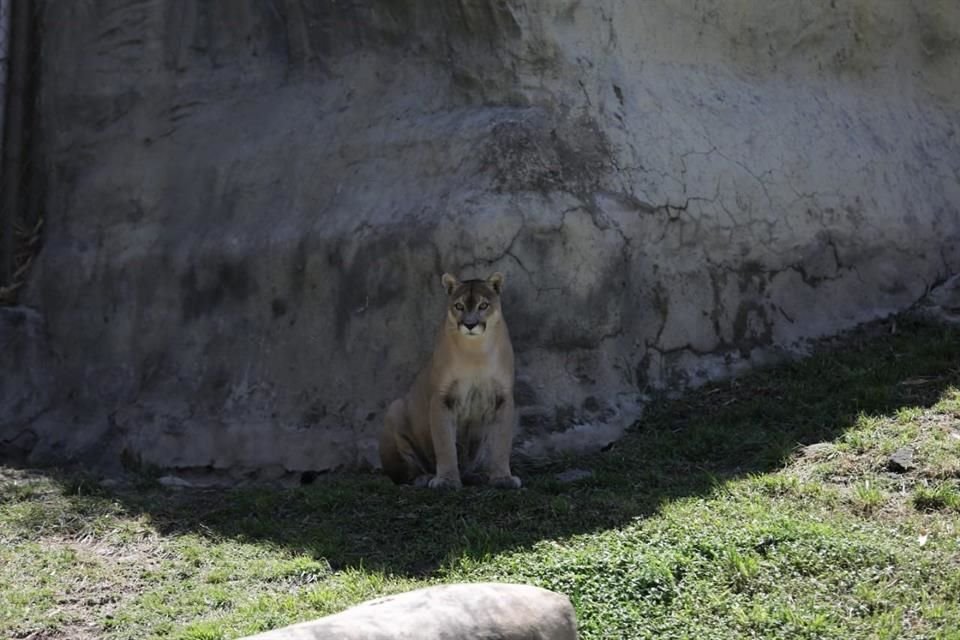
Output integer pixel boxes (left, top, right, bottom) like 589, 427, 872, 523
2, 1, 958, 478
240, 583, 578, 640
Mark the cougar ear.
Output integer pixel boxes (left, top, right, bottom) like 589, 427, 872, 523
488, 272, 504, 295
441, 273, 459, 296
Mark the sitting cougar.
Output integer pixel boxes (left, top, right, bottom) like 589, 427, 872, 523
379, 272, 520, 490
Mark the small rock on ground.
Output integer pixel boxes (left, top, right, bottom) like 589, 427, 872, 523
158, 475, 195, 488
887, 447, 915, 473
555, 468, 594, 483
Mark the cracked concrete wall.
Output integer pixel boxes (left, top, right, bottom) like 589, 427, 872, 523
3, 0, 959, 480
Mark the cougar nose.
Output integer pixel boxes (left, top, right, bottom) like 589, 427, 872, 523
463, 321, 478, 330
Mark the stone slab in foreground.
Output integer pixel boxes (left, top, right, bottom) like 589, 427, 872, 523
240, 583, 578, 640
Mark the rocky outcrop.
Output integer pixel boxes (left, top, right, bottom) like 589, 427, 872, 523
3, 1, 959, 480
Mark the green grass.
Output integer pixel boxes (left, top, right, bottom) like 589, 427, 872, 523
913, 483, 960, 513
2, 316, 959, 639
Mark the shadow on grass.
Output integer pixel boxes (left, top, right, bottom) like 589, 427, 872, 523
4, 317, 959, 577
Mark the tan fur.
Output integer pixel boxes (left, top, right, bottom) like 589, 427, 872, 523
379, 272, 520, 490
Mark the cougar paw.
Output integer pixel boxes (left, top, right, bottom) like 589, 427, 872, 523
489, 475, 522, 490
427, 475, 463, 490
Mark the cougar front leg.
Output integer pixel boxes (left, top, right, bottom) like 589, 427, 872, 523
428, 395, 462, 490
487, 394, 521, 489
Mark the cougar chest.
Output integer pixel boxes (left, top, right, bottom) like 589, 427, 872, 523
443, 378, 504, 429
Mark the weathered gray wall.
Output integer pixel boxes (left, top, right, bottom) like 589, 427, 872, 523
3, 1, 959, 480
0, 0, 9, 157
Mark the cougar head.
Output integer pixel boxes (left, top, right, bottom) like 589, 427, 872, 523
441, 272, 505, 337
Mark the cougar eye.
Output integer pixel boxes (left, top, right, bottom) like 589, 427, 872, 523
454, 303, 465, 312
478, 302, 489, 311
